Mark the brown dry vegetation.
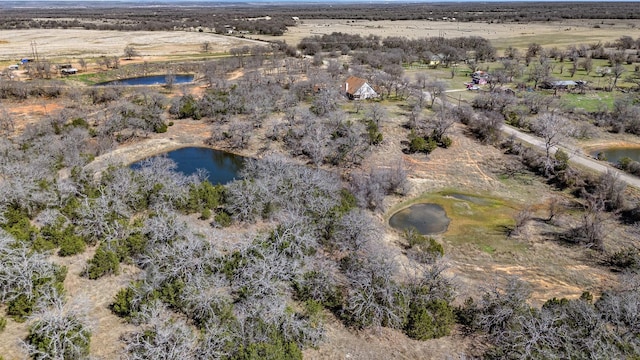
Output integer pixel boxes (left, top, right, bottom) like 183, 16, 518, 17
252, 18, 640, 51
0, 29, 265, 61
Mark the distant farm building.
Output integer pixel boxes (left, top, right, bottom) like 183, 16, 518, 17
429, 54, 444, 67
341, 76, 378, 100
540, 80, 586, 91
61, 68, 78, 75
471, 70, 489, 85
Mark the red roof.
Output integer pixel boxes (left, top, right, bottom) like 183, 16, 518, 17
343, 76, 368, 95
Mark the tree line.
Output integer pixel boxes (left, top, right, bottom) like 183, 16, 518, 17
2, 2, 640, 34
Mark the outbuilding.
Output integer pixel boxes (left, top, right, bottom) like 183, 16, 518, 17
61, 68, 78, 75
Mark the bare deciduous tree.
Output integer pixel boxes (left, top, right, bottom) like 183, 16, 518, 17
200, 41, 211, 53
123, 45, 140, 60
365, 103, 387, 128
509, 206, 532, 237
342, 247, 407, 329
0, 233, 60, 305
530, 112, 573, 176
23, 294, 92, 360
0, 106, 15, 136
123, 301, 198, 360
351, 160, 408, 212
424, 79, 447, 108
331, 209, 381, 254
427, 103, 455, 143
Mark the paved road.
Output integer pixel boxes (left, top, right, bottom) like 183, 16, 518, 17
501, 124, 640, 190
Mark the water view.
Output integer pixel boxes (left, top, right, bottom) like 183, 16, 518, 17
389, 203, 450, 235
132, 147, 245, 185
97, 74, 194, 86
591, 147, 640, 165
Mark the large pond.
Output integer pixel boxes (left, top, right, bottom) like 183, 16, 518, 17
590, 147, 640, 164
131, 147, 244, 185
389, 203, 450, 235
97, 74, 194, 86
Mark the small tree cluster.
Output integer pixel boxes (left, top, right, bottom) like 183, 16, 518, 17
460, 276, 640, 359
24, 296, 92, 360
350, 161, 408, 212
0, 233, 66, 320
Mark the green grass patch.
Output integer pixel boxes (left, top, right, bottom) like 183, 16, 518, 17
67, 72, 110, 85
388, 190, 525, 255
560, 92, 616, 112
480, 245, 496, 254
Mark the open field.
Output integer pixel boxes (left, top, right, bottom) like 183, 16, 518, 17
0, 18, 636, 65
253, 18, 640, 51
0, 29, 264, 63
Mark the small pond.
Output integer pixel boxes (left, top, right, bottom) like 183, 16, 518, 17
97, 74, 194, 86
389, 203, 450, 235
131, 147, 245, 185
590, 147, 640, 164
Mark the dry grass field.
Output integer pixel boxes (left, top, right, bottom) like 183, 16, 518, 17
0, 29, 265, 63
254, 18, 640, 51
1, 18, 636, 65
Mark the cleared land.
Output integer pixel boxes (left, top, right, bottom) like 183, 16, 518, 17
0, 29, 264, 62
253, 18, 640, 50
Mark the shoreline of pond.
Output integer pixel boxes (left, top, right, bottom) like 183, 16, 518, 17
589, 146, 640, 164
95, 74, 194, 86
82, 121, 231, 179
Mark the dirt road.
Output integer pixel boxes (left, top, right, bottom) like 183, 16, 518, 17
501, 124, 640, 189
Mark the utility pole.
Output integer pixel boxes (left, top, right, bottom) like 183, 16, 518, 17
31, 40, 39, 62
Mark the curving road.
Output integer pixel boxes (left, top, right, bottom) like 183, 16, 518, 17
435, 85, 640, 190
501, 124, 640, 190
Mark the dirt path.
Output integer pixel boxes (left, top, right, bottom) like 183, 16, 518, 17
501, 124, 640, 189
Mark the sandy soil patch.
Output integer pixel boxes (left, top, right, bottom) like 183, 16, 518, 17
305, 316, 475, 360
0, 248, 141, 360
49, 249, 141, 360
2, 99, 64, 135
0, 29, 264, 62
0, 314, 30, 360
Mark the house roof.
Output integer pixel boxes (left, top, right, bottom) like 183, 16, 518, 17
344, 76, 368, 95
551, 80, 577, 86
472, 70, 488, 78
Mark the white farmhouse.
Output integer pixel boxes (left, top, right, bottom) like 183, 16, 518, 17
341, 76, 378, 100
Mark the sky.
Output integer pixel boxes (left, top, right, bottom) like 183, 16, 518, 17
6, 0, 640, 2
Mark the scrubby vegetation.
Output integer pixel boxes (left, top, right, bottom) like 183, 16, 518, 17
2, 2, 640, 358
2, 2, 640, 35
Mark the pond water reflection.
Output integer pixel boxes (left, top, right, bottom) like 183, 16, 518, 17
131, 147, 244, 185
97, 74, 194, 86
590, 147, 640, 164
389, 203, 450, 235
